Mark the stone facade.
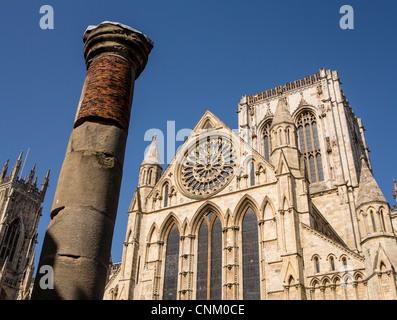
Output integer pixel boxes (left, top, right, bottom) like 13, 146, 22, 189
104, 68, 397, 300
0, 152, 49, 300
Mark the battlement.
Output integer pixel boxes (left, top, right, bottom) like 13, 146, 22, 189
0, 175, 42, 197
0, 152, 49, 200
243, 72, 322, 105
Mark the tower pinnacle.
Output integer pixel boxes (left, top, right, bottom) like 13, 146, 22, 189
356, 156, 387, 209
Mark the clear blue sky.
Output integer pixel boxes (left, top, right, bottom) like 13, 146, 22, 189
0, 0, 396, 269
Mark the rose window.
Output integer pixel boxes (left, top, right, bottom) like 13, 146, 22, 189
177, 135, 236, 198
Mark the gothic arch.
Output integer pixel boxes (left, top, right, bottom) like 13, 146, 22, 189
281, 196, 290, 212
311, 254, 321, 273
159, 212, 182, 241
310, 278, 320, 287
354, 271, 365, 281
322, 276, 331, 286
339, 254, 350, 269
161, 221, 181, 300
146, 222, 159, 243
293, 108, 325, 183
0, 218, 22, 263
224, 208, 232, 228
327, 254, 337, 271
160, 179, 173, 208
232, 194, 260, 225
260, 196, 276, 220
332, 274, 341, 284
190, 201, 224, 234
181, 217, 189, 238
257, 117, 273, 136
283, 261, 297, 285
291, 105, 318, 121
202, 118, 216, 130
192, 201, 224, 300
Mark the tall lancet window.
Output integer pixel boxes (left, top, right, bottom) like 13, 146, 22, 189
242, 207, 260, 299
0, 219, 20, 262
262, 121, 272, 162
196, 212, 222, 300
163, 184, 169, 207
296, 111, 324, 183
163, 224, 180, 300
250, 162, 255, 186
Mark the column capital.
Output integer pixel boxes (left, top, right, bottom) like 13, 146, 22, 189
83, 21, 153, 79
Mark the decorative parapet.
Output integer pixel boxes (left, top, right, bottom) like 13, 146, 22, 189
243, 72, 321, 105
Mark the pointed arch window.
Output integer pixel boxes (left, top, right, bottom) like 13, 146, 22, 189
262, 121, 272, 162
163, 224, 180, 300
242, 207, 260, 300
250, 162, 255, 186
370, 209, 376, 232
196, 212, 222, 300
342, 257, 348, 269
0, 219, 20, 263
147, 168, 153, 185
296, 111, 324, 183
314, 256, 320, 273
329, 256, 335, 271
163, 184, 169, 207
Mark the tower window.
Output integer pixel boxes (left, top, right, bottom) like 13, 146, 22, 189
0, 219, 20, 263
297, 111, 324, 183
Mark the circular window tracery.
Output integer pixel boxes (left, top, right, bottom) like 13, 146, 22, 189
177, 133, 237, 199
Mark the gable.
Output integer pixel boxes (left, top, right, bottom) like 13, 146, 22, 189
144, 109, 276, 209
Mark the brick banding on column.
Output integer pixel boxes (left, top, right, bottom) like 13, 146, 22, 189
74, 55, 133, 131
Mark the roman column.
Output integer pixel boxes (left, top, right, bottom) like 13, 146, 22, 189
31, 21, 153, 300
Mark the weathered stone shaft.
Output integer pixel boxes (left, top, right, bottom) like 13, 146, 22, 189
31, 22, 153, 300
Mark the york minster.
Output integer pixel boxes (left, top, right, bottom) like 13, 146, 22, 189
104, 68, 397, 300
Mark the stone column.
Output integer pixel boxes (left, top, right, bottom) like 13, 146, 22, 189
31, 21, 153, 300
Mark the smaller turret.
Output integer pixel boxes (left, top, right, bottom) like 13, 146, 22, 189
138, 135, 163, 201
139, 134, 162, 187
10, 151, 23, 180
356, 156, 397, 298
40, 169, 50, 198
0, 160, 9, 180
27, 164, 36, 187
270, 96, 300, 172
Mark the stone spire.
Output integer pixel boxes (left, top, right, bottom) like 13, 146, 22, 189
141, 134, 162, 167
393, 179, 397, 204
271, 96, 294, 128
356, 155, 387, 209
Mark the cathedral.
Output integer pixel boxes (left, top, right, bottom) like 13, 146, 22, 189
104, 68, 397, 300
0, 151, 49, 300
